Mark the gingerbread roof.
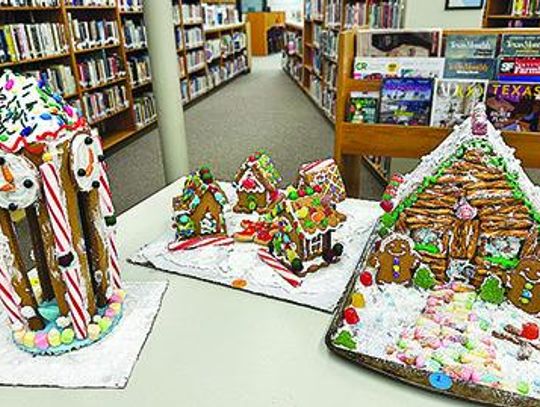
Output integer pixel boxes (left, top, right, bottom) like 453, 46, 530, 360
234, 150, 281, 192
280, 187, 346, 238
0, 71, 84, 154
382, 104, 540, 222
174, 168, 228, 214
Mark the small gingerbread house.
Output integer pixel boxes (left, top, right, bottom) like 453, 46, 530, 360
172, 167, 228, 240
0, 71, 124, 355
371, 104, 540, 314
233, 151, 281, 213
269, 187, 346, 275
297, 158, 347, 205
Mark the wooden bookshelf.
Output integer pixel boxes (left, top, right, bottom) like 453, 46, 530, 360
246, 11, 285, 56
172, 0, 250, 104
0, 1, 156, 151
334, 28, 540, 198
483, 0, 540, 27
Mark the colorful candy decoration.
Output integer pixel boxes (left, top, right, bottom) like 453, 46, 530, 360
380, 173, 403, 213
297, 158, 346, 205
233, 219, 278, 245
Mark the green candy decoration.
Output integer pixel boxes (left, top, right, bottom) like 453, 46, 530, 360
382, 193, 393, 201
413, 267, 436, 290
479, 275, 505, 305
378, 226, 389, 238
305, 186, 314, 196
380, 213, 395, 228
288, 191, 299, 200
61, 328, 75, 344
334, 331, 356, 350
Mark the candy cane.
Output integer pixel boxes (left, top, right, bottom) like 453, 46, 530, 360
257, 248, 302, 288
0, 262, 24, 328
40, 161, 72, 253
108, 234, 122, 290
63, 266, 90, 340
40, 159, 89, 338
168, 236, 234, 252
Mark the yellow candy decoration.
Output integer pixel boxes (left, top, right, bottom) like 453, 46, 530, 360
23, 331, 36, 348
88, 324, 101, 341
48, 329, 61, 347
351, 293, 365, 308
13, 329, 25, 344
296, 207, 309, 219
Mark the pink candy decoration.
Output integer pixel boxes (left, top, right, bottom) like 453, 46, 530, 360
63, 105, 73, 117
35, 332, 49, 350
105, 308, 116, 318
5, 79, 14, 90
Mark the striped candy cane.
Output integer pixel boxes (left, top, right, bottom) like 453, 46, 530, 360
63, 266, 90, 340
0, 259, 24, 328
94, 140, 122, 290
168, 236, 234, 252
257, 248, 302, 288
40, 160, 89, 339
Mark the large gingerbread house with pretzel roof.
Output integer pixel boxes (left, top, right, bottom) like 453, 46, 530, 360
370, 104, 540, 314
0, 71, 124, 355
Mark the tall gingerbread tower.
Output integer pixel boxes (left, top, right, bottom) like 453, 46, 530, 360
0, 71, 125, 355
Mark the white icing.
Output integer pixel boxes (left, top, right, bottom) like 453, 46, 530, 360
56, 316, 71, 328
70, 130, 102, 192
20, 306, 35, 319
0, 153, 39, 210
237, 168, 266, 193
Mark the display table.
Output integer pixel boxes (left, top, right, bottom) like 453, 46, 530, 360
0, 180, 468, 406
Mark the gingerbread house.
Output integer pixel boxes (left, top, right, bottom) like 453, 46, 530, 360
172, 166, 228, 239
0, 71, 124, 355
233, 150, 281, 213
371, 104, 540, 314
269, 187, 346, 275
297, 158, 346, 205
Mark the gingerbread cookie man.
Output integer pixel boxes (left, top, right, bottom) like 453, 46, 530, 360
370, 234, 418, 285
507, 257, 540, 315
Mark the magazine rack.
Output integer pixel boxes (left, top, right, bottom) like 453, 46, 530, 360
335, 27, 540, 197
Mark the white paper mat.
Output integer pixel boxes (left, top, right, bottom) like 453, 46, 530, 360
0, 281, 168, 389
130, 183, 381, 312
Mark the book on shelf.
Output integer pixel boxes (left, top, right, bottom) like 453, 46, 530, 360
183, 4, 203, 23
353, 57, 444, 80
356, 29, 442, 57
325, 0, 342, 27
430, 79, 488, 128
344, 1, 368, 28
444, 34, 498, 58
78, 51, 125, 88
232, 31, 246, 52
0, 0, 60, 6
128, 54, 152, 85
497, 56, 540, 82
185, 27, 204, 48
511, 0, 540, 17
186, 49, 205, 72
82, 83, 128, 123
175, 26, 184, 50
0, 23, 68, 64
123, 18, 147, 49
322, 29, 338, 60
202, 4, 239, 27
347, 91, 379, 123
119, 0, 143, 12
68, 16, 120, 50
180, 78, 189, 102
486, 82, 540, 132
25, 65, 76, 97
501, 34, 540, 57
65, 0, 115, 6
379, 77, 434, 126
205, 38, 220, 62
443, 58, 496, 80
369, 0, 403, 29
134, 92, 156, 128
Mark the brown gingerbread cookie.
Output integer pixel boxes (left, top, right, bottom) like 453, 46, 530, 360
507, 257, 540, 315
371, 234, 418, 285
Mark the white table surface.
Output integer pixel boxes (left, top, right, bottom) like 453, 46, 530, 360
0, 179, 470, 407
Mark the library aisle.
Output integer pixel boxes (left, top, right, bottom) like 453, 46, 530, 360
184, 54, 382, 198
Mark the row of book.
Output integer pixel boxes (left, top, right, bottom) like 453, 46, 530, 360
285, 30, 302, 56
68, 16, 120, 50
325, 0, 342, 27
282, 57, 303, 83
186, 49, 205, 72
321, 29, 338, 60
189, 74, 209, 98
128, 54, 151, 86
322, 86, 336, 118
354, 31, 540, 83
369, 0, 403, 29
65, 0, 115, 6
182, 4, 203, 23
205, 38, 220, 63
221, 34, 234, 57
0, 0, 58, 5
119, 0, 143, 12
323, 58, 337, 89
202, 4, 239, 27
172, 2, 181, 25
82, 83, 129, 124
185, 28, 203, 49
0, 23, 67, 64
134, 92, 156, 128
25, 64, 76, 96
175, 26, 184, 50
123, 18, 147, 49
344, 2, 369, 29
78, 51, 125, 88
348, 78, 540, 133
305, 0, 324, 21
178, 55, 186, 77
511, 0, 540, 16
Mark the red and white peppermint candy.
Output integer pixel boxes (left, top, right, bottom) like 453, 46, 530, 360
108, 233, 122, 290
257, 248, 302, 288
168, 236, 234, 252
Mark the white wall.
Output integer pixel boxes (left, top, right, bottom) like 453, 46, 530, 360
404, 0, 483, 28
268, 0, 302, 20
